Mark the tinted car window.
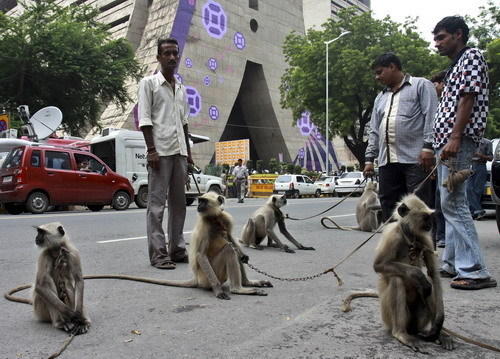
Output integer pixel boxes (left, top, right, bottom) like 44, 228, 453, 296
30, 150, 41, 167
343, 172, 362, 178
45, 151, 71, 170
2, 148, 24, 169
296, 176, 304, 183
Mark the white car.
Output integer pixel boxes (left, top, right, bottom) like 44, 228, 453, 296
273, 174, 321, 198
185, 166, 226, 205
335, 171, 366, 196
314, 176, 337, 195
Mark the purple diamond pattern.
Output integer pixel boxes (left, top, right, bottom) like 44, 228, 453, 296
186, 86, 201, 116
234, 32, 245, 50
202, 1, 227, 39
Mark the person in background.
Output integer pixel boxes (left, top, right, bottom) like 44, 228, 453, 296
430, 70, 448, 248
232, 158, 248, 203
466, 138, 493, 220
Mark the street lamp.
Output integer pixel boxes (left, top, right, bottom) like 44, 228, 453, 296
324, 31, 351, 175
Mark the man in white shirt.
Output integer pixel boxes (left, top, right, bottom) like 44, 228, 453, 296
232, 158, 248, 203
138, 38, 194, 270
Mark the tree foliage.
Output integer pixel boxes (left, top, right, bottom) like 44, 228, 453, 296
0, 0, 141, 136
280, 9, 448, 167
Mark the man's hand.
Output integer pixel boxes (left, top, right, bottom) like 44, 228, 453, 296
440, 137, 461, 160
419, 151, 435, 172
147, 150, 160, 170
187, 154, 194, 165
363, 163, 375, 178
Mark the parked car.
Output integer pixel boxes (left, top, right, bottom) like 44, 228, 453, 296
273, 174, 321, 198
314, 176, 337, 195
334, 171, 366, 196
90, 129, 223, 207
0, 144, 134, 214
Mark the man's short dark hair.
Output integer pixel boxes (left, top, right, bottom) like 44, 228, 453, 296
433, 16, 469, 44
430, 70, 447, 84
371, 53, 402, 71
157, 38, 178, 55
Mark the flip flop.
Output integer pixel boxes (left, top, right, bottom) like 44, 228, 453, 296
439, 269, 456, 278
450, 277, 497, 290
152, 261, 176, 270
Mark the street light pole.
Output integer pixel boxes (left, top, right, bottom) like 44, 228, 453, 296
324, 31, 351, 175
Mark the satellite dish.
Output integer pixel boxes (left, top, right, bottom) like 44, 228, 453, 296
29, 106, 63, 140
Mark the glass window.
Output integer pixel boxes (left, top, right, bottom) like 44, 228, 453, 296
45, 151, 71, 170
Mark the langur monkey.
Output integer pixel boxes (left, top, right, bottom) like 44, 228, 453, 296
344, 195, 453, 352
321, 181, 382, 232
33, 222, 91, 335
146, 192, 272, 300
240, 194, 315, 253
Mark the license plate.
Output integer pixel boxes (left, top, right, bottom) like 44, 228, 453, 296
2, 175, 12, 183
277, 191, 285, 194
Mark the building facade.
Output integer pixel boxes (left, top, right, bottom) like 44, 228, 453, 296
5, 0, 370, 171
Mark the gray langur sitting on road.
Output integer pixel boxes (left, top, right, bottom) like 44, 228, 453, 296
33, 222, 91, 335
321, 181, 382, 232
240, 194, 315, 253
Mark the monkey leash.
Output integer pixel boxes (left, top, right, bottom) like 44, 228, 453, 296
286, 178, 367, 221
341, 291, 500, 353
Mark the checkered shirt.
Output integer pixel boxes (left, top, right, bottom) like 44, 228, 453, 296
433, 48, 489, 149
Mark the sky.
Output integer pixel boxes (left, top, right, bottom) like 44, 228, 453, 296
370, 0, 491, 46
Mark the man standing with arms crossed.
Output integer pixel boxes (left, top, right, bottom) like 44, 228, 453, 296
433, 16, 496, 289
138, 38, 193, 270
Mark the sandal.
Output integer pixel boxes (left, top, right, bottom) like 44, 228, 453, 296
439, 269, 456, 278
450, 277, 497, 290
152, 261, 176, 270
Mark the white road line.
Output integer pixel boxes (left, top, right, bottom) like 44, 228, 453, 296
97, 231, 192, 244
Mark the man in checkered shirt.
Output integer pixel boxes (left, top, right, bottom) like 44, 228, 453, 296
433, 16, 496, 290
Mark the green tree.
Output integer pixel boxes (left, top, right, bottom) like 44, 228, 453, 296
0, 0, 141, 136
280, 9, 447, 167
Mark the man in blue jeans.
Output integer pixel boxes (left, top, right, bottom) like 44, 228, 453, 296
433, 16, 496, 289
466, 138, 493, 220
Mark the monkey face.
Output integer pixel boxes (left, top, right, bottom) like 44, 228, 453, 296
396, 196, 434, 233
271, 195, 287, 208
197, 192, 224, 215
35, 228, 46, 246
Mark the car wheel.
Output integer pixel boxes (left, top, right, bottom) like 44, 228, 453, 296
315, 189, 321, 198
208, 185, 222, 195
186, 197, 195, 206
135, 186, 148, 208
4, 203, 25, 215
113, 191, 131, 211
26, 192, 49, 214
293, 190, 300, 199
88, 205, 104, 212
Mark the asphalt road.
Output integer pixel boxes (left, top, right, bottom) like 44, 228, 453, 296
1, 196, 499, 359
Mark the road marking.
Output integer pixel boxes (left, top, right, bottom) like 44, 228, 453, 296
97, 231, 192, 244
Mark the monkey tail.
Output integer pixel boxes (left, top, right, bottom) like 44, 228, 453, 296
83, 274, 199, 288
341, 291, 378, 312
4, 283, 33, 304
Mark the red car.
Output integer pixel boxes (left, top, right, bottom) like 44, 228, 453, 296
0, 144, 134, 214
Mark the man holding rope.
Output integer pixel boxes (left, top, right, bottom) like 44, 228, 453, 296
363, 53, 438, 221
432, 16, 496, 290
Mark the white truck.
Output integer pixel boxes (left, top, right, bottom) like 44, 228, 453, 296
90, 129, 226, 207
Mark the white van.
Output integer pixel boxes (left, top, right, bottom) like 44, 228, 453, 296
90, 129, 226, 207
